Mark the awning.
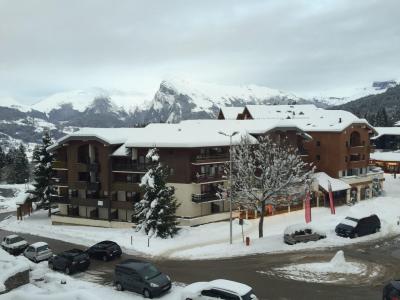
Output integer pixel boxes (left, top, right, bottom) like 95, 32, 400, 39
314, 172, 351, 192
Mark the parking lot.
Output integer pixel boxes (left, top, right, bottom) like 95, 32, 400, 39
1, 209, 397, 300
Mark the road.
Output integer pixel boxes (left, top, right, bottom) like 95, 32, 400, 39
1, 212, 397, 300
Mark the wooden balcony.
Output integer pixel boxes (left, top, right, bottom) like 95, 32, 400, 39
51, 177, 68, 186
70, 181, 101, 191
192, 153, 229, 164
348, 160, 367, 169
112, 163, 147, 173
50, 195, 70, 204
191, 193, 225, 203
112, 182, 140, 192
192, 173, 226, 184
348, 146, 366, 154
111, 200, 134, 210
53, 161, 68, 169
70, 197, 110, 208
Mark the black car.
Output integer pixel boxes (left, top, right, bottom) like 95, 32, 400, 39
48, 249, 90, 275
335, 214, 381, 238
383, 280, 400, 300
114, 259, 171, 298
87, 241, 122, 261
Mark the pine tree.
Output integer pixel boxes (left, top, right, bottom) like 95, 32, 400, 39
28, 132, 55, 216
5, 144, 29, 184
0, 147, 5, 179
134, 148, 180, 238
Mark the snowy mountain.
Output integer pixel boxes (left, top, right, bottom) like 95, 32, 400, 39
0, 78, 398, 147
308, 80, 399, 106
132, 78, 314, 123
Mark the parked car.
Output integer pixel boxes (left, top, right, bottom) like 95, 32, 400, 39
383, 280, 400, 300
114, 259, 171, 298
48, 249, 90, 275
1, 234, 28, 255
181, 279, 258, 300
23, 242, 53, 263
87, 240, 122, 261
335, 214, 381, 238
283, 224, 326, 245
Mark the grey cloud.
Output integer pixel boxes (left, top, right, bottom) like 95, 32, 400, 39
0, 0, 399, 103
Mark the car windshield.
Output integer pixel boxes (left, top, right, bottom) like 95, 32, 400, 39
242, 290, 258, 300
10, 236, 24, 243
37, 245, 49, 252
138, 264, 161, 280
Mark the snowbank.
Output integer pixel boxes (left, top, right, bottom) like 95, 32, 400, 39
1, 253, 183, 300
261, 250, 382, 284
0, 248, 30, 292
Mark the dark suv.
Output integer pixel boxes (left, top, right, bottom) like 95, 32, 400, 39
48, 249, 90, 275
335, 214, 381, 238
383, 280, 400, 300
114, 259, 171, 298
87, 241, 122, 261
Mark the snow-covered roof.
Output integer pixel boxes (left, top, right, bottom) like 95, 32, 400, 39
111, 144, 129, 157
15, 193, 30, 205
48, 127, 142, 151
49, 118, 310, 151
219, 107, 244, 120
31, 242, 48, 249
242, 105, 375, 133
124, 119, 308, 148
370, 151, 400, 162
314, 172, 351, 192
210, 279, 252, 296
372, 127, 400, 139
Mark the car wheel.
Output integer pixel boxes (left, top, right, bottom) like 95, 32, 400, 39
375, 227, 380, 233
65, 267, 71, 275
102, 255, 108, 262
143, 288, 152, 299
353, 233, 358, 238
116, 282, 124, 291
49, 262, 55, 270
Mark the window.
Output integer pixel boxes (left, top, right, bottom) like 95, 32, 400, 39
316, 155, 320, 161
345, 156, 348, 162
350, 131, 361, 147
316, 141, 321, 147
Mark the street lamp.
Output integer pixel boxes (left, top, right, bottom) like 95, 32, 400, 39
218, 130, 239, 245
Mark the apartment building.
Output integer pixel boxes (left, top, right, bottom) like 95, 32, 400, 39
218, 105, 384, 205
49, 119, 310, 227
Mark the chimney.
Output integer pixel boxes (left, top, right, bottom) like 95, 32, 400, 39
339, 117, 342, 123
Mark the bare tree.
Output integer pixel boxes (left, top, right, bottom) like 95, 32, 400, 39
230, 135, 314, 238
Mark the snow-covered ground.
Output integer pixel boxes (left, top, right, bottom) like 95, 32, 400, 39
0, 248, 30, 292
259, 250, 382, 284
0, 184, 31, 213
0, 174, 399, 260
1, 250, 183, 300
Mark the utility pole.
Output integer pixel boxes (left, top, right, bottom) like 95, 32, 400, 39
218, 131, 239, 244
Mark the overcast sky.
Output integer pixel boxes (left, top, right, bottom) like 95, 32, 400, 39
0, 0, 399, 104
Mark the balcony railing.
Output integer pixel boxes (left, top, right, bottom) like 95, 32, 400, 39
87, 182, 101, 191
52, 161, 67, 169
70, 197, 110, 208
192, 153, 229, 163
191, 193, 225, 203
111, 200, 135, 210
51, 177, 68, 186
112, 163, 147, 172
111, 182, 140, 192
50, 195, 70, 204
192, 173, 226, 183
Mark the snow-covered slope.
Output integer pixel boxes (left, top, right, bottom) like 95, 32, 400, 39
134, 78, 310, 123
32, 88, 152, 113
309, 80, 399, 106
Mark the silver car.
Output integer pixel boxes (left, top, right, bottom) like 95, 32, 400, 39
23, 242, 53, 263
